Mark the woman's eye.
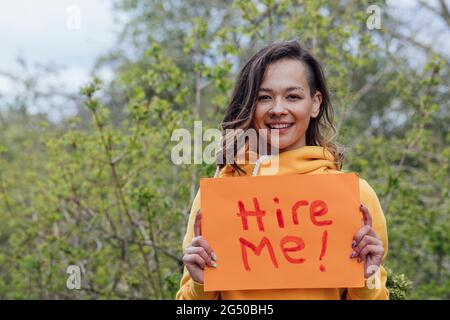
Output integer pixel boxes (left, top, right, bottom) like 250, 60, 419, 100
258, 95, 271, 101
287, 95, 301, 100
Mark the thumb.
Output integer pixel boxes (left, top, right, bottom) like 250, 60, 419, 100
194, 210, 202, 237
360, 204, 372, 227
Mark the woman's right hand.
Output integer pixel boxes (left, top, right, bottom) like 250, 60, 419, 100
182, 210, 217, 284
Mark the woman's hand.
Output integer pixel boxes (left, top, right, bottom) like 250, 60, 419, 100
182, 210, 217, 284
350, 204, 384, 279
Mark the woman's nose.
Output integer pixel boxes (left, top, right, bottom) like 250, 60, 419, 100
269, 99, 288, 116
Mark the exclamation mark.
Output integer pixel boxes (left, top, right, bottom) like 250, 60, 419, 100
319, 230, 328, 272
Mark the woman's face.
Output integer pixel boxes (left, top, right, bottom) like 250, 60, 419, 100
253, 58, 322, 152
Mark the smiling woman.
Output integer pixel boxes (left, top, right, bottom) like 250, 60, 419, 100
253, 59, 323, 153
219, 40, 341, 174
177, 40, 389, 300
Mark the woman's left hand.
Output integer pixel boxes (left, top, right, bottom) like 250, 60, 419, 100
350, 204, 384, 279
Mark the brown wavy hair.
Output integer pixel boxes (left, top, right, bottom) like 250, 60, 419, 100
217, 39, 344, 174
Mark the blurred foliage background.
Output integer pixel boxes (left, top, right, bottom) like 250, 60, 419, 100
0, 0, 448, 299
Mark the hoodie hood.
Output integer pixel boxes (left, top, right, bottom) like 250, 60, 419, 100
218, 146, 339, 177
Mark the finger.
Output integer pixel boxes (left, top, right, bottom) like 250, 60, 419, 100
183, 254, 206, 270
194, 210, 202, 237
353, 235, 382, 256
360, 204, 372, 227
185, 246, 213, 266
353, 225, 377, 246
360, 244, 384, 260
191, 236, 214, 257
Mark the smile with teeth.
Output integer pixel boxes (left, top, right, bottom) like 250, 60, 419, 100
267, 123, 294, 129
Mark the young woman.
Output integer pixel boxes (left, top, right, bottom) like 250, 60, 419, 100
176, 40, 388, 300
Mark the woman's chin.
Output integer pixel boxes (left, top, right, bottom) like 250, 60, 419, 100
267, 139, 297, 153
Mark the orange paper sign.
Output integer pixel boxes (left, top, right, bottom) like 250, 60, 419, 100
200, 173, 364, 291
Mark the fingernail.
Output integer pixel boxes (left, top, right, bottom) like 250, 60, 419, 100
351, 251, 357, 258
212, 262, 217, 268
351, 241, 356, 248
212, 253, 217, 261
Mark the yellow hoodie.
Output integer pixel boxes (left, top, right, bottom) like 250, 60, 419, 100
176, 146, 389, 300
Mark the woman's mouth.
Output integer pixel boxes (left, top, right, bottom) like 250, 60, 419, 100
265, 122, 294, 134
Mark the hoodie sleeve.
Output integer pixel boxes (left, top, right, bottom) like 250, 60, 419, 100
345, 178, 389, 300
175, 189, 220, 300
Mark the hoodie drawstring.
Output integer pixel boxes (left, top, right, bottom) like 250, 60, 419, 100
252, 155, 270, 176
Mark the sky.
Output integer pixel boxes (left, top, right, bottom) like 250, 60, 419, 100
0, 0, 117, 95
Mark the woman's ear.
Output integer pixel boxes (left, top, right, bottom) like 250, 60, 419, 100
311, 90, 322, 118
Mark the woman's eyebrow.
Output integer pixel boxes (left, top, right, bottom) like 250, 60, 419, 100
259, 86, 304, 93
286, 86, 304, 92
